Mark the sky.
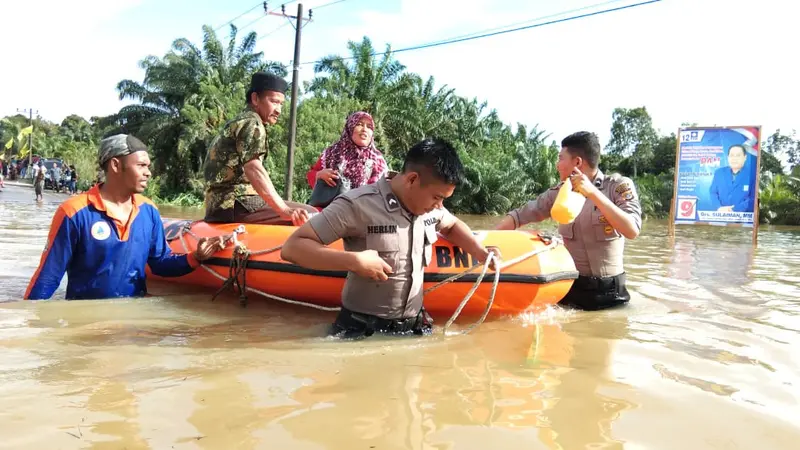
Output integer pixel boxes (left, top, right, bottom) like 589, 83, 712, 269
0, 0, 796, 155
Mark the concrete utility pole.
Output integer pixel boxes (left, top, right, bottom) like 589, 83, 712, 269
267, 2, 313, 201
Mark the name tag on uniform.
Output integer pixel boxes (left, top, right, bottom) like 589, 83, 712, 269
743, 185, 749, 192
367, 225, 398, 234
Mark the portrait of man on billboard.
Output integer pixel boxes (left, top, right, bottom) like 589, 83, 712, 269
708, 143, 757, 213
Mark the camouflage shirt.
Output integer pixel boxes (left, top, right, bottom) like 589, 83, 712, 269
203, 105, 269, 214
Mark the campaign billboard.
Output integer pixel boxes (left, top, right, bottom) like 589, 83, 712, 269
672, 126, 761, 227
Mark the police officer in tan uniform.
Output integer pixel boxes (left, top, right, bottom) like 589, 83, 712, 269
495, 131, 642, 310
281, 138, 500, 339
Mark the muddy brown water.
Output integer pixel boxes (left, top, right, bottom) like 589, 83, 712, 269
1, 185, 798, 449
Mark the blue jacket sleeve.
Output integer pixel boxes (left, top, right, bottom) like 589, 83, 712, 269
25, 207, 76, 300
146, 207, 198, 277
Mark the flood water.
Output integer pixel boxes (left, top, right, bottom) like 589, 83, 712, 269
1, 185, 799, 449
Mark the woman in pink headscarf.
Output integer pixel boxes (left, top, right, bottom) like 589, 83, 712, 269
306, 111, 389, 195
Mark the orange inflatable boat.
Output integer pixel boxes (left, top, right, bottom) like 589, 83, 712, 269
150, 219, 579, 319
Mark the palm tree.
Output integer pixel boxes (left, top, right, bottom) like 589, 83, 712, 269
309, 37, 410, 108
380, 75, 457, 158
59, 115, 95, 144
111, 24, 287, 194
308, 37, 419, 155
758, 170, 800, 224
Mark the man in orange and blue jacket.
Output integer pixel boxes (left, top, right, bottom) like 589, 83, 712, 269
25, 134, 224, 300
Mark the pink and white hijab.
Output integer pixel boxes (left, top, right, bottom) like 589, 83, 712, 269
321, 111, 388, 188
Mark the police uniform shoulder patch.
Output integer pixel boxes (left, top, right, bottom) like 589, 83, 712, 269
614, 178, 635, 201
614, 182, 631, 195
385, 193, 400, 212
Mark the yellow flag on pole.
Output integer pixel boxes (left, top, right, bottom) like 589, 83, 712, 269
17, 126, 33, 144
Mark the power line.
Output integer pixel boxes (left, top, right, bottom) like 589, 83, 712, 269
255, 0, 352, 42
392, 0, 664, 55
213, 2, 262, 31
423, 0, 628, 47
236, 2, 272, 32
300, 0, 663, 65
256, 22, 292, 42
214, 1, 300, 32
237, 13, 269, 32
313, 0, 350, 10
253, 1, 309, 38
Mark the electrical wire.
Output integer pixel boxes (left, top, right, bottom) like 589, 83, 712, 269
214, 0, 300, 32
312, 0, 350, 10
300, 0, 663, 65
422, 0, 629, 47
213, 2, 263, 31
256, 22, 292, 42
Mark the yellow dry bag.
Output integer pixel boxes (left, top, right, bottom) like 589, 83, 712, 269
550, 178, 586, 224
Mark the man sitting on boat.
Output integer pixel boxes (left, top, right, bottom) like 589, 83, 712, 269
25, 134, 225, 300
495, 131, 642, 311
281, 137, 500, 339
203, 71, 318, 226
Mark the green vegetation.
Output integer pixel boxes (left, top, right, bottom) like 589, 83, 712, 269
1, 113, 101, 193
2, 25, 798, 224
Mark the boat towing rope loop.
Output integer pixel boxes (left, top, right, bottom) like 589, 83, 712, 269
177, 223, 560, 334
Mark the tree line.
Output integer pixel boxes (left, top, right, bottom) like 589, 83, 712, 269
2, 24, 798, 224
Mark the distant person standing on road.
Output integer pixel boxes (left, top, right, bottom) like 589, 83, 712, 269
34, 161, 45, 202
50, 163, 62, 193
68, 165, 78, 194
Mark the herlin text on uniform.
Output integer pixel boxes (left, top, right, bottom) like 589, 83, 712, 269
367, 225, 398, 234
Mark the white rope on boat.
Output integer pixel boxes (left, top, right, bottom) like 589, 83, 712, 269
441, 237, 562, 336
179, 223, 340, 312
177, 222, 561, 334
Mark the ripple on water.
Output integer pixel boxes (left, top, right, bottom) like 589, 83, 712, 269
0, 195, 799, 448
